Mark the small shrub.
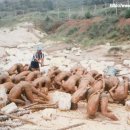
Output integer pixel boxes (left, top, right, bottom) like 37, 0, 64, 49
67, 27, 78, 36
105, 16, 119, 24
59, 12, 66, 19
108, 47, 123, 55
49, 21, 64, 32
101, 8, 116, 16
71, 14, 78, 19
87, 17, 119, 39
85, 12, 92, 19
16, 10, 23, 15
87, 24, 99, 38
125, 9, 130, 18
107, 31, 119, 39
45, 15, 52, 22
123, 25, 130, 35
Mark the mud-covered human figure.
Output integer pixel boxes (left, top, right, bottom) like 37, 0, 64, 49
92, 75, 105, 92
8, 81, 49, 105
61, 74, 81, 94
31, 83, 49, 101
11, 71, 30, 84
71, 72, 102, 110
26, 71, 41, 81
47, 66, 61, 78
23, 64, 30, 71
47, 66, 61, 89
53, 71, 71, 89
88, 70, 102, 80
71, 78, 91, 110
88, 91, 119, 120
85, 74, 106, 99
99, 92, 118, 120
8, 81, 34, 105
8, 63, 24, 75
11, 76, 25, 84
84, 70, 100, 84
108, 76, 129, 104
87, 91, 100, 119
0, 75, 11, 84
71, 65, 87, 76
87, 91, 118, 121
104, 76, 119, 91
0, 82, 15, 93
33, 76, 52, 94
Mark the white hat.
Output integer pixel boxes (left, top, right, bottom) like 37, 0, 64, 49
37, 46, 42, 51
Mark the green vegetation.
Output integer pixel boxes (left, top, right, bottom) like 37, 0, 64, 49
67, 27, 78, 36
123, 25, 130, 35
87, 16, 119, 39
0, 0, 129, 46
49, 14, 130, 46
85, 12, 93, 19
125, 9, 130, 18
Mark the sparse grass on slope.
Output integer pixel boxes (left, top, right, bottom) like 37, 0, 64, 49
47, 15, 130, 46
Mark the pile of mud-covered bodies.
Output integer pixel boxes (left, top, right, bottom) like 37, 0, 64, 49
0, 62, 130, 129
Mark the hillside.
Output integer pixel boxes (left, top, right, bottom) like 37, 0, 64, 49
46, 16, 130, 46
0, 0, 130, 46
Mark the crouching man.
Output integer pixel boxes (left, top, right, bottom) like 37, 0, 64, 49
29, 47, 44, 71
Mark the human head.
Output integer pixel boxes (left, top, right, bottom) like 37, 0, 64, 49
37, 46, 42, 53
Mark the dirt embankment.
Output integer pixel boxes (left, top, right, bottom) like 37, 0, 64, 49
48, 17, 130, 45
56, 17, 130, 33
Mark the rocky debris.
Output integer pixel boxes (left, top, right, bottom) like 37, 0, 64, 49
17, 43, 36, 49
1, 103, 18, 114
0, 126, 11, 130
119, 68, 130, 76
3, 48, 32, 69
0, 47, 6, 58
0, 109, 34, 128
0, 86, 8, 108
0, 118, 24, 128
13, 109, 30, 117
51, 91, 71, 111
71, 47, 82, 56
86, 60, 115, 74
0, 108, 30, 122
45, 56, 72, 71
123, 60, 130, 66
108, 46, 123, 55
41, 108, 56, 120
2, 44, 127, 76
104, 66, 119, 76
115, 64, 123, 70
126, 100, 130, 111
